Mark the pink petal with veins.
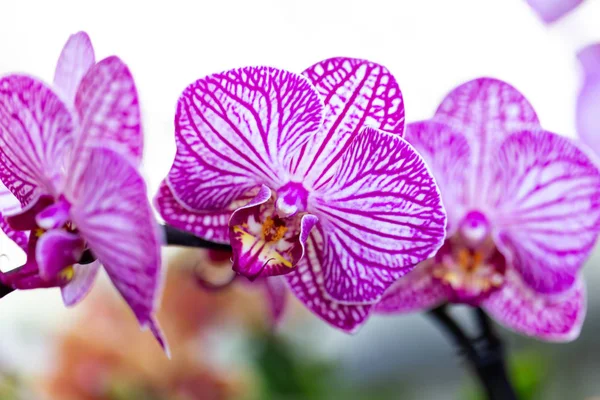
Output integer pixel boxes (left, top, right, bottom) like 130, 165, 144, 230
53, 31, 95, 106
167, 66, 323, 211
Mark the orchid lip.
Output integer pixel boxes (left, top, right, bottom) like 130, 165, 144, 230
432, 239, 506, 305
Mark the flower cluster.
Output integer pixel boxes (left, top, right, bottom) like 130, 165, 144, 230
1, 30, 599, 348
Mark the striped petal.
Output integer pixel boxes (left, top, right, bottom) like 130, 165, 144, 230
576, 44, 600, 154
154, 180, 230, 244
0, 75, 74, 204
526, 0, 584, 23
289, 57, 405, 190
312, 127, 446, 303
61, 260, 101, 306
53, 31, 95, 106
375, 261, 447, 314
434, 78, 539, 211
66, 147, 164, 344
492, 130, 600, 294
285, 229, 372, 332
483, 270, 585, 341
404, 121, 471, 233
167, 66, 323, 211
72, 56, 143, 167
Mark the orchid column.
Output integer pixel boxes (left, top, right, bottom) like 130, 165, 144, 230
156, 58, 447, 331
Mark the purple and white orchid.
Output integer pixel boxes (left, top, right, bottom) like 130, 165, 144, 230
0, 32, 165, 347
156, 58, 447, 332
376, 78, 600, 341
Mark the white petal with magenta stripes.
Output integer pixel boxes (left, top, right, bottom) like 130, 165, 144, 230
491, 130, 600, 294
285, 229, 372, 332
483, 270, 585, 342
73, 56, 143, 166
311, 127, 446, 303
433, 78, 540, 209
67, 147, 162, 330
375, 261, 447, 314
155, 180, 231, 244
0, 75, 74, 204
289, 57, 405, 189
53, 31, 95, 106
168, 66, 323, 211
404, 121, 472, 233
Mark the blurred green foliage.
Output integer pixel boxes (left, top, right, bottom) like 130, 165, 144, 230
461, 350, 550, 400
250, 333, 408, 400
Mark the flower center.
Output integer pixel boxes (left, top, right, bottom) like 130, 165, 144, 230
275, 182, 310, 218
431, 213, 505, 305
229, 186, 318, 280
261, 216, 288, 242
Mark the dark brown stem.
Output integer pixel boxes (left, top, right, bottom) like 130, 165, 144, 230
428, 305, 518, 400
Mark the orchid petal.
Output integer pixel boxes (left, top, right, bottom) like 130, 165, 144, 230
375, 262, 447, 314
35, 229, 84, 281
73, 56, 143, 166
492, 130, 600, 294
61, 260, 101, 306
263, 277, 288, 325
483, 270, 585, 341
285, 230, 372, 332
290, 57, 405, 189
576, 44, 600, 153
434, 78, 539, 210
155, 180, 245, 244
405, 121, 471, 233
0, 75, 74, 204
526, 0, 584, 23
53, 31, 95, 106
67, 147, 163, 337
312, 127, 446, 303
168, 66, 323, 211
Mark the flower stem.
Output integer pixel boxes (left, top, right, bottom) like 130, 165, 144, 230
0, 282, 14, 299
428, 305, 518, 400
162, 225, 232, 251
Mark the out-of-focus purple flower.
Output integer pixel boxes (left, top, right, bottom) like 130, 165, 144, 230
377, 78, 600, 341
156, 58, 447, 332
0, 32, 165, 348
526, 0, 584, 23
577, 44, 600, 153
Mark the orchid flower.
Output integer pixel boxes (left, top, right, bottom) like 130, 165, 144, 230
526, 0, 584, 23
0, 32, 165, 347
156, 58, 447, 332
577, 44, 600, 154
376, 78, 600, 341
